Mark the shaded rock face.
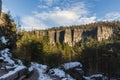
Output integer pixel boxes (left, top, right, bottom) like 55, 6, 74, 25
0, 27, 5, 37
82, 28, 97, 40
34, 30, 47, 38
73, 28, 83, 45
32, 26, 118, 46
59, 30, 65, 43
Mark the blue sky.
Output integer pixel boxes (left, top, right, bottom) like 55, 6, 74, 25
2, 0, 120, 30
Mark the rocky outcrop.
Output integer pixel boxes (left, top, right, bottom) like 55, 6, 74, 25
32, 26, 119, 46
33, 30, 47, 38
64, 28, 72, 46
97, 26, 113, 41
48, 30, 56, 44
73, 28, 83, 45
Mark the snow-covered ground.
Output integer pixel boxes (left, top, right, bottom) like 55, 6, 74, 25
0, 36, 8, 44
84, 74, 108, 80
28, 62, 84, 80
0, 65, 25, 79
0, 36, 112, 80
0, 36, 26, 79
30, 62, 53, 80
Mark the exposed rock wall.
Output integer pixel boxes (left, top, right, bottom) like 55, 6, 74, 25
97, 26, 113, 41
32, 26, 118, 46
73, 28, 83, 45
64, 28, 72, 46
48, 30, 56, 44
56, 30, 60, 43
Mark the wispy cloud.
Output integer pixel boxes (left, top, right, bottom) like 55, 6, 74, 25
98, 12, 120, 21
2, 5, 9, 13
21, 0, 96, 30
21, 16, 48, 30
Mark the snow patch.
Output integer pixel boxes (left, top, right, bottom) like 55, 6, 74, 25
49, 68, 66, 78
0, 36, 26, 79
90, 74, 103, 78
1, 48, 15, 65
60, 62, 82, 70
0, 36, 8, 44
0, 66, 26, 79
30, 62, 52, 80
49, 68, 74, 80
17, 60, 24, 66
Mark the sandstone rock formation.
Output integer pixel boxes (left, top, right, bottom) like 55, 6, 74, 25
97, 26, 113, 41
64, 28, 72, 46
32, 26, 119, 46
73, 28, 83, 45
48, 30, 56, 44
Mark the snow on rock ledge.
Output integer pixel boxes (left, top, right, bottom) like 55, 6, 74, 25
30, 62, 52, 80
29, 62, 75, 80
0, 48, 15, 65
48, 68, 75, 80
0, 36, 26, 80
0, 65, 26, 79
0, 36, 8, 44
60, 62, 82, 70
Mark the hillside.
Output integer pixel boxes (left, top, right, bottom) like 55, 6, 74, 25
0, 13, 120, 80
27, 21, 120, 46
16, 21, 120, 79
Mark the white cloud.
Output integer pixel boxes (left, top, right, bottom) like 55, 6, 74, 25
78, 16, 96, 24
21, 16, 48, 31
22, 1, 96, 30
105, 12, 120, 20
98, 12, 120, 21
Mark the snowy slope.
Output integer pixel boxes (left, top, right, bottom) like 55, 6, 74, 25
0, 36, 26, 79
0, 36, 109, 80
29, 62, 75, 80
30, 62, 53, 80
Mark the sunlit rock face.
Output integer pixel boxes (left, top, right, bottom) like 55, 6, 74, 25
64, 28, 72, 46
32, 26, 120, 46
97, 26, 113, 41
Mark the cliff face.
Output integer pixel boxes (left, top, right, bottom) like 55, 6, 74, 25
97, 26, 113, 41
73, 28, 83, 45
64, 28, 72, 46
32, 26, 119, 46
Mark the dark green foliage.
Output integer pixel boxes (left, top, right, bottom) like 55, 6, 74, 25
74, 38, 120, 77
14, 21, 120, 76
0, 13, 17, 52
45, 52, 63, 67
0, 40, 5, 50
15, 34, 45, 66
